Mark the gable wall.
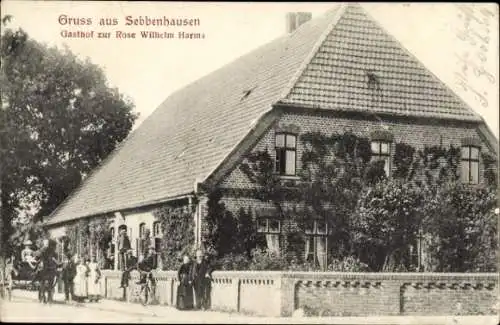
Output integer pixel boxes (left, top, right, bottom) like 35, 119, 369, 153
218, 110, 489, 193
206, 110, 492, 259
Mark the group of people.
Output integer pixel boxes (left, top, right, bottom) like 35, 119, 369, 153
117, 248, 213, 311
18, 239, 102, 303
11, 236, 214, 310
61, 254, 102, 303
118, 246, 157, 289
176, 250, 212, 311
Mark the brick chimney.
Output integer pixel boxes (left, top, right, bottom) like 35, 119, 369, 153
286, 12, 312, 33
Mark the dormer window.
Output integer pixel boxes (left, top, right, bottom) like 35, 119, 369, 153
461, 146, 480, 184
275, 133, 297, 176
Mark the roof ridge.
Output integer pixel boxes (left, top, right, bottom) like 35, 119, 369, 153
199, 6, 348, 186
358, 4, 482, 121
278, 3, 348, 102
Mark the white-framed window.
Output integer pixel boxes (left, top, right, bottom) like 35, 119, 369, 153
371, 140, 391, 177
304, 219, 328, 270
461, 146, 480, 184
153, 221, 161, 237
275, 133, 297, 176
257, 218, 281, 255
139, 223, 146, 239
152, 221, 162, 268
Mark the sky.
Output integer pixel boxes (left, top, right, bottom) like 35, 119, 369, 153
2, 1, 499, 138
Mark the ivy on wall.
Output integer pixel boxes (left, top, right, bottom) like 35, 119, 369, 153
154, 204, 195, 270
64, 217, 112, 264
482, 151, 498, 188
229, 130, 497, 272
238, 150, 286, 209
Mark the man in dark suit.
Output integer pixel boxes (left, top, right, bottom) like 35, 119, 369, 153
61, 252, 77, 302
117, 229, 131, 271
189, 249, 212, 310
119, 250, 137, 288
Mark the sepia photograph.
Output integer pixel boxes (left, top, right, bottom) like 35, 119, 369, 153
0, 2, 498, 324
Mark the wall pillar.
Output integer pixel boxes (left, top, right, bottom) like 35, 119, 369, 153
280, 275, 296, 316
195, 196, 207, 249
113, 212, 122, 271
193, 198, 199, 248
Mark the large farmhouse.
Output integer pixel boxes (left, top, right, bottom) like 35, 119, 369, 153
44, 4, 497, 270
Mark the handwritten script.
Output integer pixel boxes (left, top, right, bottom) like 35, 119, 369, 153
454, 4, 497, 108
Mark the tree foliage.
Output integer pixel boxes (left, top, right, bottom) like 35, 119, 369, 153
422, 183, 497, 272
0, 22, 137, 257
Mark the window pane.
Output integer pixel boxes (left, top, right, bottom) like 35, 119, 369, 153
305, 220, 314, 234
461, 147, 470, 159
269, 219, 280, 233
285, 150, 296, 175
470, 161, 479, 184
315, 237, 327, 270
286, 135, 296, 148
381, 142, 390, 154
371, 141, 380, 154
153, 222, 160, 237
470, 147, 479, 160
275, 134, 285, 148
266, 234, 280, 256
305, 236, 314, 262
257, 219, 268, 233
276, 149, 284, 174
460, 161, 469, 183
384, 156, 391, 177
316, 220, 327, 235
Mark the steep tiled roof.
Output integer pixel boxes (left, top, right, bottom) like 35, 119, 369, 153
46, 3, 484, 226
45, 5, 343, 226
280, 4, 482, 122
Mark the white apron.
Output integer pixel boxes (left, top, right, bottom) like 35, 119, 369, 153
87, 262, 101, 297
73, 264, 88, 297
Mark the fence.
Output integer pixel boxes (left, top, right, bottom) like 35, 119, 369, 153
99, 270, 498, 317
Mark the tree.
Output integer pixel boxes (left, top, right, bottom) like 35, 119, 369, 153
423, 182, 497, 272
1, 22, 138, 257
352, 180, 424, 271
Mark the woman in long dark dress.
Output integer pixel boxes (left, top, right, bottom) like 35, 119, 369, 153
176, 255, 193, 310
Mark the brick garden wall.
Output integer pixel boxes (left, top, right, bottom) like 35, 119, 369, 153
283, 272, 498, 316
100, 270, 498, 317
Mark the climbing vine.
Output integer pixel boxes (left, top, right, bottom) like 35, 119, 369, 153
482, 151, 498, 188
154, 204, 195, 270
239, 150, 287, 209
232, 129, 497, 272
64, 217, 112, 263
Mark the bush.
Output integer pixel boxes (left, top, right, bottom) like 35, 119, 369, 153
327, 256, 370, 272
248, 248, 289, 271
214, 248, 289, 271
216, 253, 251, 271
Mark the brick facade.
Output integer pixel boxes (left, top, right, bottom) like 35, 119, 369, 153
196, 109, 494, 262
220, 110, 489, 190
